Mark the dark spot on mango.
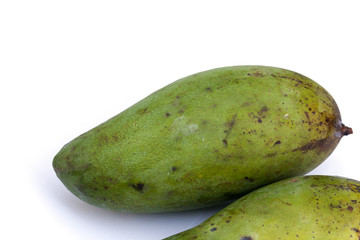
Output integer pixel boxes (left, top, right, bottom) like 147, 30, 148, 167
260, 106, 269, 114
112, 135, 119, 141
210, 227, 217, 231
165, 112, 171, 117
329, 203, 342, 209
141, 107, 149, 114
273, 140, 281, 146
265, 152, 277, 158
240, 237, 253, 240
244, 176, 254, 182
171, 166, 178, 172
225, 114, 237, 129
201, 120, 209, 125
281, 75, 313, 89
205, 87, 213, 92
131, 183, 145, 192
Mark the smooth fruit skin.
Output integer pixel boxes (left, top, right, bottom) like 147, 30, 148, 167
53, 66, 351, 213
164, 175, 360, 240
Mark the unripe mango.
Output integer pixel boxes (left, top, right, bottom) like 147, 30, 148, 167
53, 66, 351, 213
164, 175, 360, 240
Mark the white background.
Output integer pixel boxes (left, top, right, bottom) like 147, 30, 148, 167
1, 1, 359, 239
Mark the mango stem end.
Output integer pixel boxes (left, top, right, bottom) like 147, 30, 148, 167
341, 124, 353, 136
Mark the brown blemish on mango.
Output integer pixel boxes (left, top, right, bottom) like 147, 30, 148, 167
247, 71, 264, 77
293, 138, 335, 154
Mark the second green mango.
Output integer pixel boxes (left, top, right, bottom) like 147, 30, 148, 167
164, 175, 360, 240
53, 66, 351, 212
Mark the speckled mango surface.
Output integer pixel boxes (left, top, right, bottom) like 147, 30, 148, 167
53, 66, 351, 213
164, 175, 360, 240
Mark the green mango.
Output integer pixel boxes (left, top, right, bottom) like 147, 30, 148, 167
164, 175, 360, 240
53, 66, 352, 213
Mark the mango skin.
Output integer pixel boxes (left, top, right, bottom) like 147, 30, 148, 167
53, 66, 349, 213
164, 175, 360, 240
